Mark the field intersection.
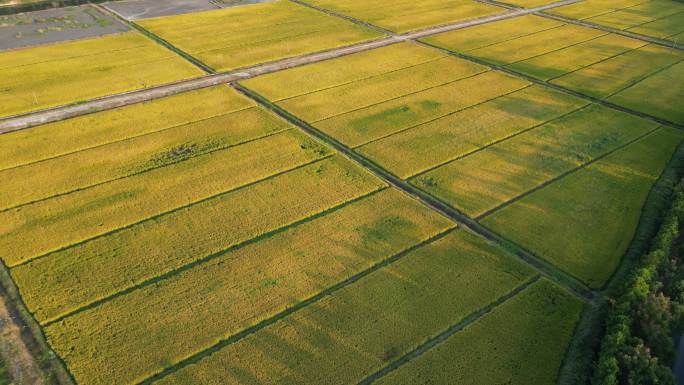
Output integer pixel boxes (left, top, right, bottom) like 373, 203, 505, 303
0, 0, 683, 385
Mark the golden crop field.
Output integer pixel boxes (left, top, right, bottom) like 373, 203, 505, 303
0, 32, 202, 118
411, 104, 659, 217
153, 229, 536, 385
424, 15, 684, 124
549, 0, 684, 42
376, 279, 583, 385
44, 189, 454, 385
136, 0, 383, 72
483, 127, 684, 287
300, 0, 502, 32
2, 1, 683, 384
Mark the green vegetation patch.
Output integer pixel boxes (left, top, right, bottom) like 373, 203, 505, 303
412, 104, 658, 217
482, 127, 684, 288
153, 229, 535, 385
376, 279, 583, 385
44, 188, 453, 385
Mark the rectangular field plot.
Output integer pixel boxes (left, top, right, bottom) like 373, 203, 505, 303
357, 85, 587, 179
41, 189, 454, 385
0, 94, 289, 216
0, 86, 252, 171
482, 127, 684, 288
423, 15, 684, 124
0, 31, 202, 118
11, 155, 385, 324
136, 0, 382, 72
145, 230, 535, 385
0, 129, 330, 267
548, 0, 684, 43
411, 104, 660, 217
298, 0, 502, 33
375, 279, 583, 385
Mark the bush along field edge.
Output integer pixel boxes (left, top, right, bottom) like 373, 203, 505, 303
591, 178, 684, 384
558, 140, 684, 385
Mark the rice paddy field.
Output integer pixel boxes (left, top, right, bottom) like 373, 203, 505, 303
1, 1, 683, 385
135, 0, 383, 71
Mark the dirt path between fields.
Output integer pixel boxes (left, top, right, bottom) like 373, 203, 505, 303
0, 295, 45, 385
0, 0, 579, 134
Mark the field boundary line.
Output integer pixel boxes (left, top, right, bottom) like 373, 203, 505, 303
356, 275, 542, 385
9, 152, 331, 270
0, 102, 258, 174
234, 83, 595, 301
0, 126, 292, 215
406, 101, 590, 180
0, 0, 576, 134
91, 3, 216, 73
602, 56, 684, 100
350, 83, 533, 150
41, 186, 385, 327
136, 226, 457, 385
476, 0, 684, 50
417, 40, 684, 130
475, 125, 665, 220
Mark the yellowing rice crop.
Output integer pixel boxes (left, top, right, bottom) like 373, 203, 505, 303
44, 189, 454, 385
274, 55, 485, 122
0, 86, 254, 171
0, 32, 202, 118
0, 106, 289, 212
0, 130, 333, 266
153, 229, 535, 385
137, 0, 383, 72
411, 104, 659, 217
422, 15, 564, 53
12, 155, 385, 324
357, 85, 586, 179
376, 279, 583, 385
238, 42, 443, 101
315, 71, 530, 147
482, 127, 684, 288
301, 0, 502, 33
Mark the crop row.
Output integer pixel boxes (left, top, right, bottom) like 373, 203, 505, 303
483, 127, 684, 287
375, 279, 583, 385
44, 188, 453, 385
153, 229, 536, 385
0, 31, 201, 118
422, 14, 684, 124
0, 103, 290, 213
0, 86, 254, 171
137, 0, 382, 72
0, 129, 331, 267
12, 155, 386, 324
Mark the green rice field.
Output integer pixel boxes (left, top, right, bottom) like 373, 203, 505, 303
1, 1, 683, 384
